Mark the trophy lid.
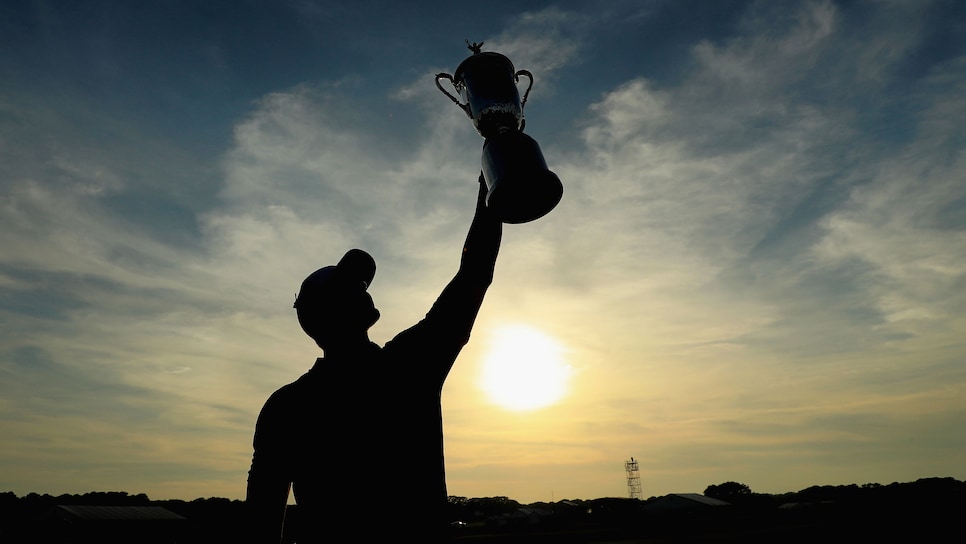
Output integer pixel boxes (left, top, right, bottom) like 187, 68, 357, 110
453, 41, 516, 85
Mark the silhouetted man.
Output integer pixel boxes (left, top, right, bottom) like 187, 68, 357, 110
247, 175, 502, 543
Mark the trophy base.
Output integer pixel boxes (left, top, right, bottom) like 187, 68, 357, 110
482, 131, 563, 224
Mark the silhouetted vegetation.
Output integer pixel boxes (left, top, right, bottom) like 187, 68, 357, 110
704, 480, 752, 500
3, 477, 964, 542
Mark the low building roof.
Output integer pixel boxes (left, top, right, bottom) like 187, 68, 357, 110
53, 505, 186, 521
642, 493, 731, 512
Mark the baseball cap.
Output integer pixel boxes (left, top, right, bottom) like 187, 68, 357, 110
294, 249, 376, 309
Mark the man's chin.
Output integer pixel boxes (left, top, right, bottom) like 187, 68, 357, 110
366, 309, 381, 328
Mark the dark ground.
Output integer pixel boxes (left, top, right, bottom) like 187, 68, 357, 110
4, 477, 963, 543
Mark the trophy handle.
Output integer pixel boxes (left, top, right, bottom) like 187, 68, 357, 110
516, 70, 534, 109
435, 73, 473, 118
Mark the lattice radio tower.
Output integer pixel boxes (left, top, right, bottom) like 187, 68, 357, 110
625, 457, 643, 500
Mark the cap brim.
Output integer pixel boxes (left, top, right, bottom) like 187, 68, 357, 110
337, 249, 376, 289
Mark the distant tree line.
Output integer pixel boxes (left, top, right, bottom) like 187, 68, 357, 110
701, 477, 966, 509
3, 477, 964, 542
3, 477, 965, 518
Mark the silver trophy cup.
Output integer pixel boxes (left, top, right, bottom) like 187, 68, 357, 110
436, 42, 563, 224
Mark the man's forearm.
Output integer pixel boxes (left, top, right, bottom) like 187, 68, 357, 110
460, 176, 503, 282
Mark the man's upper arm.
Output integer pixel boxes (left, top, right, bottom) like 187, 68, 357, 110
384, 271, 489, 384
247, 390, 293, 542
248, 388, 295, 502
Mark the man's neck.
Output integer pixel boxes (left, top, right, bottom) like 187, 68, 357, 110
322, 335, 373, 359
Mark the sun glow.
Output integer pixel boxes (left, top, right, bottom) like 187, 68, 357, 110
480, 324, 571, 411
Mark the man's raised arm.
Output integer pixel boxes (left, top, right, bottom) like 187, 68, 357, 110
459, 173, 503, 286
414, 173, 503, 355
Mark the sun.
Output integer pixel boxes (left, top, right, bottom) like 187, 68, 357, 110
480, 324, 571, 411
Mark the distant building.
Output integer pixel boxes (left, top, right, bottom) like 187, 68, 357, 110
38, 505, 186, 543
490, 506, 554, 527
642, 493, 730, 513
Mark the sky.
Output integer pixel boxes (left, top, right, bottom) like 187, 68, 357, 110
1, 0, 964, 505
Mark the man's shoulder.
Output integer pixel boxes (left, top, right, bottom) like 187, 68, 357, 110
263, 364, 320, 402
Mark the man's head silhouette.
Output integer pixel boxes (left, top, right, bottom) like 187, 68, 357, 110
294, 249, 379, 348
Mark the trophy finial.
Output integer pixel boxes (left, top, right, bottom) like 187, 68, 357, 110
466, 39, 484, 55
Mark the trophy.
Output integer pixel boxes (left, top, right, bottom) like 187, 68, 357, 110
436, 41, 563, 224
